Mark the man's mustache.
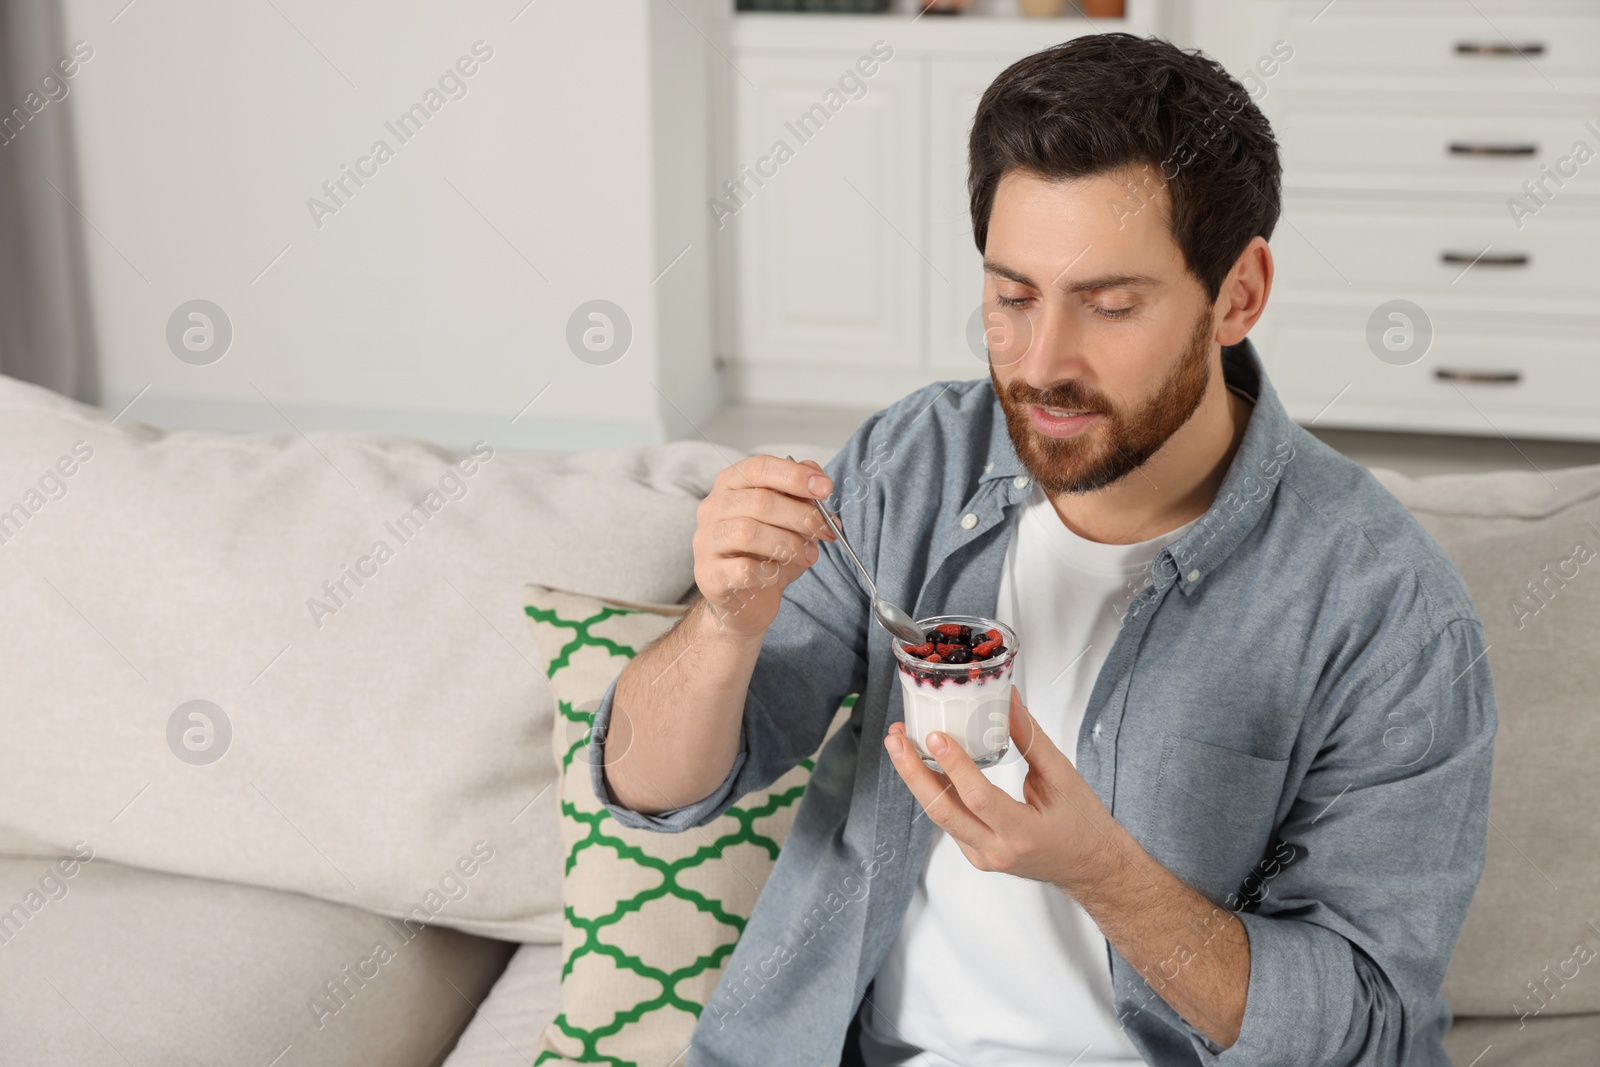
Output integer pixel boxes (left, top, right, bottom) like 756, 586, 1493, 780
1006, 383, 1110, 416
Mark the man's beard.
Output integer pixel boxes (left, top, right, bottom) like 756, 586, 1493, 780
990, 305, 1215, 495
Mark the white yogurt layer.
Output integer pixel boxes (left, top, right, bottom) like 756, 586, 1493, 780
896, 667, 1012, 767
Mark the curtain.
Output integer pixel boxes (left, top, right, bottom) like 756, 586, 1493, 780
0, 0, 96, 400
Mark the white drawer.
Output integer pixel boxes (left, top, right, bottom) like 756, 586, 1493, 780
1253, 304, 1600, 441
1280, 2, 1599, 88
1268, 201, 1600, 316
1277, 105, 1600, 197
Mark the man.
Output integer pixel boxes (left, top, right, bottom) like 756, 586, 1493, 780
589, 32, 1495, 1067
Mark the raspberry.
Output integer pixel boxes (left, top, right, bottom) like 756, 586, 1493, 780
935, 643, 961, 657
935, 623, 965, 637
903, 643, 935, 658
925, 653, 943, 663
972, 640, 999, 659
983, 628, 1002, 644
969, 665, 983, 679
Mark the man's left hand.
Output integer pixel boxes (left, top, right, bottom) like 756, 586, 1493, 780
884, 684, 1127, 896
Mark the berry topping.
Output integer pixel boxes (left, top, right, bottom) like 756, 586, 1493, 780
899, 621, 1010, 675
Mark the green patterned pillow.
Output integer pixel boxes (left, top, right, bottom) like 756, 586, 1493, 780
523, 584, 853, 1065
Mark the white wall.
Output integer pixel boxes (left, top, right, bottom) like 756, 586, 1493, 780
650, 0, 726, 436
62, 0, 719, 451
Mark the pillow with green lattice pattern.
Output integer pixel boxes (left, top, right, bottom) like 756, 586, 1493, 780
523, 584, 853, 1065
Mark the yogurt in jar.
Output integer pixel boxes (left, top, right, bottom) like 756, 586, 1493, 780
892, 615, 1018, 770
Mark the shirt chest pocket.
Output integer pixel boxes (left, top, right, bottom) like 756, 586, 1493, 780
1144, 736, 1291, 900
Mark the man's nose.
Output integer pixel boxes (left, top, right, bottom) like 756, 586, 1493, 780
1013, 304, 1089, 392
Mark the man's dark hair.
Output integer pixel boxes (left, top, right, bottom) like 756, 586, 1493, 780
968, 32, 1281, 303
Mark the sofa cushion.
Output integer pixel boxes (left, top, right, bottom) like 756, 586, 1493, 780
1442, 1012, 1600, 1067
436, 942, 564, 1066
0, 372, 730, 942
0, 850, 513, 1066
1368, 463, 1600, 1018
521, 585, 851, 1063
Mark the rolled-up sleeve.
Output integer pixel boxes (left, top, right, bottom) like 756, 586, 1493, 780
588, 422, 883, 833
1184, 616, 1497, 1065
587, 670, 751, 832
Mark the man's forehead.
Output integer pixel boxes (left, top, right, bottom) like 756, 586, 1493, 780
986, 166, 1179, 288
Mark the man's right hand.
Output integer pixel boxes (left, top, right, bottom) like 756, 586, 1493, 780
692, 454, 839, 639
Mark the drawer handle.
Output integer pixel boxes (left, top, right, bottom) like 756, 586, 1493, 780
1448, 142, 1539, 157
1435, 368, 1522, 384
1455, 41, 1546, 57
1440, 251, 1530, 267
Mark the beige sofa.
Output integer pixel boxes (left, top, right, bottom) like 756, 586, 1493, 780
0, 372, 1594, 1065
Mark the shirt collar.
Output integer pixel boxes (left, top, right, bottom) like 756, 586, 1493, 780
978, 391, 1026, 484
975, 337, 1293, 596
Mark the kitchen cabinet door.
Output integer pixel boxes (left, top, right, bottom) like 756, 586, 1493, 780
728, 53, 925, 386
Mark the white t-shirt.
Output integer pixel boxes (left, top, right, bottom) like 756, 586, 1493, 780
858, 484, 1199, 1067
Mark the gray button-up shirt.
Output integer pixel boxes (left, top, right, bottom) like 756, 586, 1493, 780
589, 339, 1496, 1066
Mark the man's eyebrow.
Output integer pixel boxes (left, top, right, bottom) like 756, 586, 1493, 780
982, 259, 1162, 293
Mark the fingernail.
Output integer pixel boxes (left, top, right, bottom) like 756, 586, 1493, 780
808, 475, 831, 496
886, 734, 904, 758
928, 732, 948, 756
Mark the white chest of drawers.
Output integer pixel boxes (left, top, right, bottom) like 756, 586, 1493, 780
1191, 0, 1600, 441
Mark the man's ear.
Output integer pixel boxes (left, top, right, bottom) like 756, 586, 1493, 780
1214, 236, 1273, 347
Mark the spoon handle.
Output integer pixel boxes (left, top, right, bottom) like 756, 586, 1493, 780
785, 455, 878, 599
813, 499, 878, 599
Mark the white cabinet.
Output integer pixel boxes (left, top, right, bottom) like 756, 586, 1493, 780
1192, 0, 1600, 441
730, 55, 924, 374
926, 57, 1024, 375
716, 5, 1167, 407
1267, 199, 1600, 316
1255, 306, 1600, 441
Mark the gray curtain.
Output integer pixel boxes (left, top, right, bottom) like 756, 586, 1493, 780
0, 0, 96, 400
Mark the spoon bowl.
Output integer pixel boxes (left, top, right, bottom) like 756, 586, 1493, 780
871, 596, 926, 646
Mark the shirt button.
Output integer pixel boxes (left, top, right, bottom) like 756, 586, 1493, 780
984, 461, 994, 474
1187, 569, 1200, 582
960, 513, 978, 530
1092, 722, 1102, 739
1013, 475, 1030, 489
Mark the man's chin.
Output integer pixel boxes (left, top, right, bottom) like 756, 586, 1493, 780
1020, 444, 1113, 495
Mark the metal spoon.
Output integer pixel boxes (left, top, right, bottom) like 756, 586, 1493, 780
786, 455, 925, 646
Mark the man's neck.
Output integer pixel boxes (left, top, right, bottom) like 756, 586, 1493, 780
1045, 364, 1253, 546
